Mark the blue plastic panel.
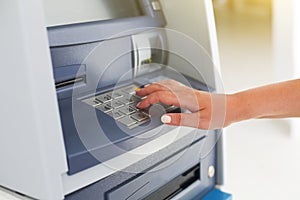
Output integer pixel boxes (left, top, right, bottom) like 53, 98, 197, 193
202, 189, 232, 200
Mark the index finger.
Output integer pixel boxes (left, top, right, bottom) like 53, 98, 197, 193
136, 90, 180, 109
135, 83, 168, 97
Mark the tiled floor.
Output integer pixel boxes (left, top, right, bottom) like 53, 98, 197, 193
214, 3, 300, 200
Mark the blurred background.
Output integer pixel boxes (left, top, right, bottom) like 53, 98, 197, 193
160, 0, 300, 198
213, 0, 300, 199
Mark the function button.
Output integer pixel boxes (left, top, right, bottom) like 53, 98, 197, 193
109, 100, 124, 109
131, 112, 149, 122
118, 116, 138, 127
119, 106, 136, 115
96, 104, 113, 113
96, 94, 112, 103
107, 110, 125, 120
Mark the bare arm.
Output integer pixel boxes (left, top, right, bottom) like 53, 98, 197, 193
136, 79, 300, 130
227, 79, 300, 124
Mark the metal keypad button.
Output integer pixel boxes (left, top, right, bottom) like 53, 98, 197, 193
96, 94, 112, 103
119, 106, 136, 115
118, 96, 135, 105
111, 91, 123, 99
96, 104, 113, 113
107, 110, 125, 120
122, 84, 138, 95
132, 94, 145, 101
82, 98, 102, 107
131, 112, 149, 122
109, 100, 124, 109
118, 116, 138, 127
139, 108, 150, 116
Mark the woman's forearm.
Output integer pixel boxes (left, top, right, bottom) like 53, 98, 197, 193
226, 79, 300, 125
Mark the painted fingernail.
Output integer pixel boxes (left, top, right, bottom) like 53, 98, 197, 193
134, 87, 140, 91
161, 115, 171, 124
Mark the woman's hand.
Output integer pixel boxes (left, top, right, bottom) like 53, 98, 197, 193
136, 79, 300, 129
135, 80, 227, 130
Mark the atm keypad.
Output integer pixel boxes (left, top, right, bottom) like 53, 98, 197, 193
82, 84, 176, 129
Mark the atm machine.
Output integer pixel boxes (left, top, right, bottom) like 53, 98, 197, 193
0, 0, 231, 199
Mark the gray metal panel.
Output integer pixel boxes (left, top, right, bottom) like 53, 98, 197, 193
47, 0, 166, 47
0, 0, 68, 199
44, 0, 144, 27
65, 128, 217, 200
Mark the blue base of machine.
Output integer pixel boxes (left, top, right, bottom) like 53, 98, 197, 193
201, 189, 232, 200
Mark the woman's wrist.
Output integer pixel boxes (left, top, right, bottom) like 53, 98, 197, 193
226, 92, 256, 126
226, 93, 244, 126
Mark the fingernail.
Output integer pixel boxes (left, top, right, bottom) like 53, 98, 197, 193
136, 102, 141, 107
134, 87, 140, 91
144, 84, 150, 88
161, 115, 171, 124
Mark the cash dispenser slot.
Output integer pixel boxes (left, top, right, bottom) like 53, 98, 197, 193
144, 165, 200, 200
109, 167, 201, 200
105, 136, 204, 200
